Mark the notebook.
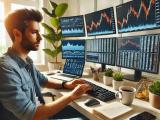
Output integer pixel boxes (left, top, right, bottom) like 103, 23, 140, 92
50, 59, 85, 81
93, 102, 132, 120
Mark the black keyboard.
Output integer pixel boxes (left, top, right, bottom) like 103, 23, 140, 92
85, 81, 115, 102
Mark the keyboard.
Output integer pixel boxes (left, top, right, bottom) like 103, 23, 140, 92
85, 81, 115, 102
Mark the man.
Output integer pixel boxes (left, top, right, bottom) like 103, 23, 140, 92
0, 9, 91, 120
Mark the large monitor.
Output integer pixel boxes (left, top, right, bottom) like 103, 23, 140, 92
61, 40, 85, 59
85, 7, 116, 36
116, 0, 160, 33
59, 15, 85, 37
117, 34, 160, 81
86, 38, 117, 70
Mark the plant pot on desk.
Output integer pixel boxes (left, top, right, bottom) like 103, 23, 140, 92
148, 80, 160, 109
48, 62, 62, 71
149, 91, 160, 109
103, 76, 112, 86
112, 72, 124, 90
112, 80, 123, 90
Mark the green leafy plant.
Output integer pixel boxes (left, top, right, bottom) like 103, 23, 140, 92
104, 68, 113, 77
42, 0, 68, 62
149, 80, 160, 96
113, 72, 124, 81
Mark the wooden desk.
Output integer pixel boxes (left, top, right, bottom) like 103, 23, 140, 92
43, 74, 160, 120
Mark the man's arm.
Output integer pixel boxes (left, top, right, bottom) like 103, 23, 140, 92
44, 78, 87, 89
44, 79, 64, 89
32, 84, 91, 120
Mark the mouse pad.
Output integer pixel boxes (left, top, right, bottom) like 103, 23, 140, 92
93, 102, 132, 119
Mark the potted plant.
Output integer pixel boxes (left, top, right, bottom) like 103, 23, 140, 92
112, 72, 124, 90
42, 0, 68, 70
149, 80, 160, 109
103, 68, 113, 85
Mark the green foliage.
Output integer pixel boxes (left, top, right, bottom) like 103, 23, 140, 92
42, 0, 68, 62
113, 72, 124, 81
149, 80, 160, 96
104, 68, 113, 77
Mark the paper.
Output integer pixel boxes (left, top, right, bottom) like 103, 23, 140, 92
93, 102, 132, 120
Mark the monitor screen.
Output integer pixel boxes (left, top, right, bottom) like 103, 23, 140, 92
116, 0, 160, 33
85, 7, 116, 36
85, 38, 117, 65
59, 15, 85, 37
63, 59, 85, 76
117, 34, 160, 73
61, 40, 85, 59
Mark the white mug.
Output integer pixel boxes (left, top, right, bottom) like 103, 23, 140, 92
115, 86, 136, 105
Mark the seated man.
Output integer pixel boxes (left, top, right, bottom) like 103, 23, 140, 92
0, 8, 91, 120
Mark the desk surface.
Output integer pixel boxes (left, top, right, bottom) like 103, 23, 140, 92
43, 73, 160, 120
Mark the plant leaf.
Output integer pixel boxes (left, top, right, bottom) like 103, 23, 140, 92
42, 34, 60, 43
49, 0, 57, 9
43, 48, 61, 58
55, 3, 68, 17
50, 17, 59, 28
41, 23, 55, 33
42, 7, 52, 17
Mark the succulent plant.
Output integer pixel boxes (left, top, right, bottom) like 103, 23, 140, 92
113, 72, 124, 81
104, 68, 113, 77
149, 80, 160, 96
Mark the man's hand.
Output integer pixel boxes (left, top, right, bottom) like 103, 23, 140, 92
64, 79, 86, 89
68, 84, 91, 100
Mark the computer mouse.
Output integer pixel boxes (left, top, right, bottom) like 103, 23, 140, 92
84, 98, 100, 107
57, 71, 61, 73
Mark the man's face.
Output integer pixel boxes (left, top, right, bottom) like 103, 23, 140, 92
21, 21, 42, 51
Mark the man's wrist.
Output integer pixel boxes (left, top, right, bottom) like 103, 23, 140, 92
62, 81, 67, 89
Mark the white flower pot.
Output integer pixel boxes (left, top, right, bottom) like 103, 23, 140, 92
103, 76, 112, 86
112, 80, 123, 90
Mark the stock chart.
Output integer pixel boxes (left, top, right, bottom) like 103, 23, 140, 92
60, 15, 85, 37
62, 40, 85, 59
116, 0, 160, 33
85, 7, 116, 36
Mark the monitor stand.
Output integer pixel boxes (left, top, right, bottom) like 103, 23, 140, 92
101, 63, 106, 72
124, 70, 142, 82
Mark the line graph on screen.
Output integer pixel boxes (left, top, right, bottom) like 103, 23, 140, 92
85, 7, 116, 36
116, 0, 160, 33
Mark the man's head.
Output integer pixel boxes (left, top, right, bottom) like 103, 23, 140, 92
5, 9, 43, 41
4, 9, 43, 51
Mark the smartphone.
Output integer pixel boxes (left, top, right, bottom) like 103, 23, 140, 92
130, 111, 156, 120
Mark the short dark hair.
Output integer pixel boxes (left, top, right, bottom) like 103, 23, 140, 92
4, 8, 43, 41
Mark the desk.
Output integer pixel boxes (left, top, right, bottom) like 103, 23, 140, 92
43, 74, 160, 120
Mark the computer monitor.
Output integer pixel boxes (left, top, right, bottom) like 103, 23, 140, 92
85, 38, 117, 71
85, 7, 116, 36
61, 40, 85, 59
116, 0, 160, 33
63, 59, 85, 76
117, 34, 160, 81
59, 15, 85, 37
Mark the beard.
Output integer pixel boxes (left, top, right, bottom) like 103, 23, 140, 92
21, 33, 40, 51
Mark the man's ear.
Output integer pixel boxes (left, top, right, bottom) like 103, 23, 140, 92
12, 29, 22, 39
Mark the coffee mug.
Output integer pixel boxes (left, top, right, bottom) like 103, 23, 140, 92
115, 86, 136, 105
